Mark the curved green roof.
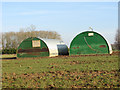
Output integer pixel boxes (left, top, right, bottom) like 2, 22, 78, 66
69, 31, 112, 55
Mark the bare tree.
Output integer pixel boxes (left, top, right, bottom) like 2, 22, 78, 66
2, 25, 61, 49
114, 29, 120, 50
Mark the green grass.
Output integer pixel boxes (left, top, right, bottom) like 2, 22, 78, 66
2, 54, 16, 58
2, 54, 120, 88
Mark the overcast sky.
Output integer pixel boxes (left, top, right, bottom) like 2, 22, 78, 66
2, 2, 118, 46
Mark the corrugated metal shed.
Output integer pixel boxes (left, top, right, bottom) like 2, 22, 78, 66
69, 31, 112, 55
17, 37, 68, 58
41, 38, 68, 57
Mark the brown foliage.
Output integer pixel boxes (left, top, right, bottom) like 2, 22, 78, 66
2, 25, 61, 49
114, 29, 120, 50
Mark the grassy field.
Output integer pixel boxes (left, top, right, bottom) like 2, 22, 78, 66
2, 54, 16, 58
2, 54, 120, 88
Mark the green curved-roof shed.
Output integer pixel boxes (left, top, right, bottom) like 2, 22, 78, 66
17, 37, 68, 58
17, 37, 49, 58
69, 31, 112, 55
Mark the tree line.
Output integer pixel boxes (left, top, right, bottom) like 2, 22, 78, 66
1, 25, 61, 54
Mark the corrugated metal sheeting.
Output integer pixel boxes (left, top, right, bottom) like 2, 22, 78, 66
17, 30, 112, 58
69, 31, 112, 55
17, 37, 68, 58
41, 38, 68, 57
17, 37, 49, 58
